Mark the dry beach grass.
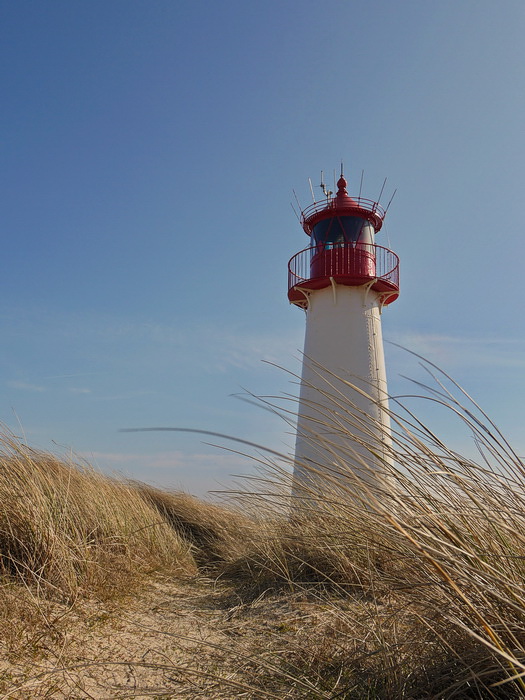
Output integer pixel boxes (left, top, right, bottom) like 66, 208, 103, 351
1, 361, 525, 697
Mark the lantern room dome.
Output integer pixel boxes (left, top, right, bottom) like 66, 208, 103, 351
300, 175, 385, 235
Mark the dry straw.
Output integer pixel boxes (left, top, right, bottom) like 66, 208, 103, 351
221, 357, 525, 697
0, 431, 196, 599
1, 354, 525, 697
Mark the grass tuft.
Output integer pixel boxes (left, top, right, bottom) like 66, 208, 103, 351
0, 431, 196, 600
133, 483, 254, 568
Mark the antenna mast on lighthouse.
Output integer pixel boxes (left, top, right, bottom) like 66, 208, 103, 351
288, 167, 400, 502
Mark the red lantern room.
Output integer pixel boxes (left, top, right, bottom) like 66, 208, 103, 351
288, 174, 400, 309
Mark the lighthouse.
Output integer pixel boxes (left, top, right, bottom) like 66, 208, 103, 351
288, 169, 399, 499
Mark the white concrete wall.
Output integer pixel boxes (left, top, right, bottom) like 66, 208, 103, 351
293, 282, 393, 500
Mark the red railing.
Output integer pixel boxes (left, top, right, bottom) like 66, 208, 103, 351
300, 197, 386, 231
288, 243, 399, 298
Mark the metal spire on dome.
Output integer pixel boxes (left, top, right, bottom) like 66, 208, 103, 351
336, 161, 350, 199
336, 174, 348, 197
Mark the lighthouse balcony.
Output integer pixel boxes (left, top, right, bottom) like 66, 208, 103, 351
288, 243, 399, 308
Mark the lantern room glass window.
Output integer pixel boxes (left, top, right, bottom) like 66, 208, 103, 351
311, 216, 370, 245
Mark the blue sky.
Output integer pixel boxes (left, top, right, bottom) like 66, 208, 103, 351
2, 0, 525, 495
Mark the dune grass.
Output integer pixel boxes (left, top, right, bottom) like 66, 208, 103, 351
1, 359, 525, 697
212, 360, 525, 698
0, 432, 197, 601
133, 482, 254, 568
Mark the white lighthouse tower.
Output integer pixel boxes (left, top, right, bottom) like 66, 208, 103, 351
288, 169, 399, 499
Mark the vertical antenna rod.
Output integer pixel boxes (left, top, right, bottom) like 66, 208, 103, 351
292, 188, 302, 213
320, 170, 332, 198
384, 188, 397, 214
377, 177, 387, 204
308, 178, 316, 203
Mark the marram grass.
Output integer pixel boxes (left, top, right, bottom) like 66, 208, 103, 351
1, 359, 525, 697
0, 431, 197, 598
221, 359, 525, 698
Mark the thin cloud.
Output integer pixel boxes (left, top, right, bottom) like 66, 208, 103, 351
7, 380, 46, 393
84, 449, 252, 496
44, 372, 100, 379
387, 332, 525, 370
87, 450, 248, 471
93, 390, 157, 402
0, 306, 304, 377
193, 326, 304, 373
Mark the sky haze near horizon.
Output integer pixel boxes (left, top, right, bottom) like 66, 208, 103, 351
2, 0, 525, 495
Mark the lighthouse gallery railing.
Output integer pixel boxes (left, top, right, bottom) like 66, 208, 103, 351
288, 243, 399, 292
300, 197, 386, 229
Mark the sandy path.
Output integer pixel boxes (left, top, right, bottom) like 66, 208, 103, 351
0, 577, 322, 699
